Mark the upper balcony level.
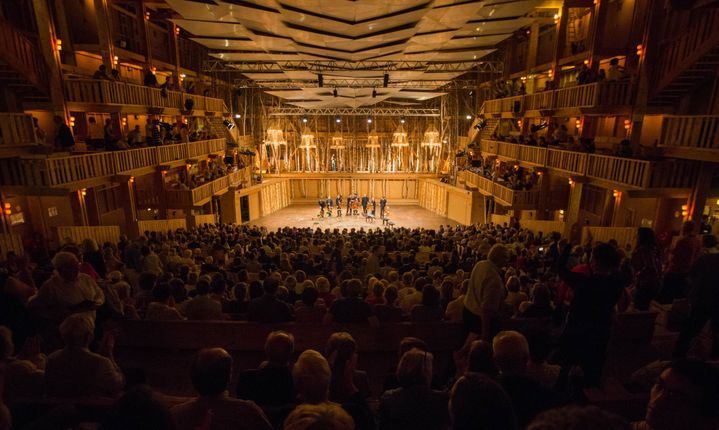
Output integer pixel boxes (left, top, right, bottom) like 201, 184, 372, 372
657, 115, 719, 162
65, 79, 228, 115
166, 168, 252, 208
479, 139, 696, 193
0, 138, 226, 191
482, 81, 633, 117
457, 170, 539, 210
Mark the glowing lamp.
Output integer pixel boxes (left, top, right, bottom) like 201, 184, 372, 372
636, 44, 643, 56
80, 189, 87, 197
613, 190, 620, 198
553, 13, 560, 24
568, 178, 574, 186
55, 39, 62, 52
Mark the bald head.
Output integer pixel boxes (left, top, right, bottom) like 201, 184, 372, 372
190, 348, 233, 396
487, 244, 509, 267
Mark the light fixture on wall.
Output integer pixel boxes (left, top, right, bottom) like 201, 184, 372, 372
55, 39, 62, 52
80, 189, 87, 197
234, 114, 241, 119
613, 190, 620, 198
553, 13, 560, 24
69, 116, 76, 127
335, 117, 341, 123
624, 119, 631, 130
113, 56, 119, 66
568, 178, 574, 186
3, 203, 11, 216
636, 44, 644, 57
466, 115, 472, 120
145, 11, 150, 20
681, 204, 689, 217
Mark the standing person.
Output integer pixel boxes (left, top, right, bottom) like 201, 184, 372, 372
361, 194, 369, 215
143, 65, 158, 87
370, 198, 377, 216
32, 117, 46, 145
126, 125, 143, 147
53, 116, 75, 151
103, 119, 120, 150
318, 198, 326, 217
631, 228, 662, 310
336, 194, 342, 216
380, 196, 387, 217
463, 244, 509, 343
92, 64, 111, 80
556, 243, 627, 387
660, 221, 702, 303
606, 58, 623, 81
325, 196, 333, 217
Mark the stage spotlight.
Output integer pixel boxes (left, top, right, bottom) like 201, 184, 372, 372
400, 117, 405, 124
234, 113, 241, 119
383, 73, 389, 88
318, 74, 324, 87
336, 117, 341, 123
372, 88, 377, 98
367, 117, 373, 124
466, 114, 472, 120
222, 119, 235, 130
302, 117, 308, 123
333, 88, 338, 97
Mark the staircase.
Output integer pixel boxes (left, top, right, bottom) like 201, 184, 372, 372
207, 115, 238, 147
0, 18, 49, 104
651, 9, 719, 105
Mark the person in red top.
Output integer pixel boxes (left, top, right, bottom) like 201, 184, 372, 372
659, 221, 702, 303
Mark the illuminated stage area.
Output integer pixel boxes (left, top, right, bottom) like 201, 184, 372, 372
249, 204, 455, 231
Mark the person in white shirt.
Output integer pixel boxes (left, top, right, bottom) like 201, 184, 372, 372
464, 244, 509, 342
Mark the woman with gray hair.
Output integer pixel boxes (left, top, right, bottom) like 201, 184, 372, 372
82, 238, 107, 279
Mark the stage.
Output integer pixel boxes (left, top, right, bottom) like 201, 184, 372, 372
248, 204, 456, 231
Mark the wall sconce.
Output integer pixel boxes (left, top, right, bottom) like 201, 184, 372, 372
161, 170, 167, 175
624, 119, 631, 130
186, 163, 192, 169
69, 116, 76, 127
548, 69, 554, 80
80, 189, 87, 197
175, 27, 180, 35
583, 59, 589, 65
517, 119, 523, 128
3, 203, 11, 216
575, 119, 581, 128
553, 13, 560, 25
179, 73, 186, 82
537, 171, 543, 176
520, 76, 527, 83
113, 55, 119, 66
568, 178, 574, 185
526, 29, 530, 35
55, 39, 62, 52
121, 118, 127, 126
636, 44, 644, 56
495, 159, 501, 164
613, 190, 620, 198
129, 176, 135, 183
681, 204, 689, 217
145, 11, 150, 20
151, 67, 157, 75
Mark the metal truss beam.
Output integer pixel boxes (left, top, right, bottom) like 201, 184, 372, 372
268, 107, 440, 117
205, 60, 503, 74
233, 79, 481, 89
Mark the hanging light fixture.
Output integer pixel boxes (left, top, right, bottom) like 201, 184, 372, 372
420, 124, 441, 148
391, 123, 409, 148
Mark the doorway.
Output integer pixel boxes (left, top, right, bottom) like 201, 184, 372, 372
240, 195, 250, 223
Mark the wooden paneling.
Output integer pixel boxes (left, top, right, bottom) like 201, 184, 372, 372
659, 116, 719, 151
0, 234, 24, 259
0, 113, 38, 148
137, 219, 187, 233
418, 179, 476, 225
581, 226, 637, 248
56, 225, 120, 246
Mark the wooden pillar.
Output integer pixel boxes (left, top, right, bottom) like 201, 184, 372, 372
120, 178, 139, 238
564, 180, 584, 243
551, 4, 570, 87
586, 0, 606, 73
32, 0, 67, 117
219, 189, 240, 224
71, 190, 89, 226
52, 0, 76, 66
171, 23, 182, 90
84, 188, 101, 226
689, 162, 713, 225
93, 0, 115, 71
154, 170, 168, 219
526, 21, 540, 70
140, 2, 153, 66
536, 169, 551, 220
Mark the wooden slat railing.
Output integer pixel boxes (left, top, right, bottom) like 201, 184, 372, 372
547, 148, 587, 175
554, 83, 599, 109
496, 141, 520, 160
586, 154, 651, 188
0, 139, 225, 188
0, 113, 37, 147
0, 234, 24, 259
56, 226, 121, 246
581, 226, 637, 248
65, 79, 228, 112
460, 170, 539, 209
656, 9, 719, 91
483, 98, 504, 114
596, 81, 632, 106
165, 167, 251, 207
659, 115, 719, 151
137, 219, 187, 233
0, 17, 47, 92
500, 96, 524, 114
518, 145, 548, 166
524, 91, 554, 111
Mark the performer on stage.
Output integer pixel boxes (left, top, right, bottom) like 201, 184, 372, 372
383, 205, 390, 221
380, 196, 387, 216
336, 194, 342, 216
346, 193, 352, 214
326, 196, 333, 216
361, 194, 369, 215
318, 198, 326, 217
370, 197, 376, 216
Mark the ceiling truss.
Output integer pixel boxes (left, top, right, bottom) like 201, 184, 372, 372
232, 79, 482, 89
204, 60, 503, 74
268, 107, 440, 117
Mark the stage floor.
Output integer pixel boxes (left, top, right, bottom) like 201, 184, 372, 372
248, 204, 455, 231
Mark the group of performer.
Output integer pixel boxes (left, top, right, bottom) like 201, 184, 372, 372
318, 193, 389, 219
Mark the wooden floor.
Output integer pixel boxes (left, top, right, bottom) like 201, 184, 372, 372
249, 204, 455, 231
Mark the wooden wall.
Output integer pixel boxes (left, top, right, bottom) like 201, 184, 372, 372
137, 219, 187, 234
418, 179, 481, 225
56, 226, 121, 246
0, 234, 23, 259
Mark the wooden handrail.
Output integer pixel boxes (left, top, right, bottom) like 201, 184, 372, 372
659, 115, 719, 151
586, 154, 651, 188
165, 167, 252, 207
0, 17, 47, 92
0, 113, 38, 147
547, 148, 587, 175
65, 79, 228, 112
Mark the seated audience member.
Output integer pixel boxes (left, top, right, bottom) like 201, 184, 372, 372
399, 277, 426, 315
524, 329, 561, 390
466, 339, 497, 377
519, 284, 553, 319
224, 282, 249, 315
449, 372, 518, 430
134, 271, 158, 312
373, 286, 403, 322
28, 251, 105, 323
324, 279, 378, 325
101, 385, 176, 430
383, 337, 431, 392
291, 350, 374, 430
505, 276, 527, 317
411, 285, 443, 322
326, 332, 371, 402
237, 331, 295, 407
145, 283, 185, 320
0, 327, 44, 397
294, 287, 327, 323
527, 405, 630, 430
378, 348, 449, 430
283, 402, 354, 430
444, 280, 467, 322
631, 359, 719, 430
45, 314, 124, 397
493, 330, 553, 428
248, 277, 293, 323
181, 279, 223, 320
171, 348, 272, 430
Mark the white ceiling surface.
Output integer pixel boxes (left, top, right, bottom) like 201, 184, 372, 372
168, 0, 541, 107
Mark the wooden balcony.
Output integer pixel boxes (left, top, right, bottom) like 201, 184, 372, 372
480, 139, 693, 191
65, 79, 228, 113
165, 167, 251, 208
658, 115, 719, 162
481, 81, 632, 116
0, 139, 225, 189
0, 17, 47, 94
0, 113, 38, 150
458, 170, 539, 209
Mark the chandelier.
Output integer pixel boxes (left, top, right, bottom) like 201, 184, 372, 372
299, 132, 316, 149
330, 133, 345, 150
420, 124, 441, 147
390, 124, 409, 147
365, 131, 380, 148
264, 127, 286, 146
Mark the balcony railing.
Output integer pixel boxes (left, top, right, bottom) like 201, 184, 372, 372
481, 139, 691, 189
0, 17, 46, 92
65, 79, 228, 112
459, 170, 539, 209
0, 113, 38, 148
482, 81, 632, 114
659, 115, 719, 151
165, 167, 251, 207
0, 139, 225, 188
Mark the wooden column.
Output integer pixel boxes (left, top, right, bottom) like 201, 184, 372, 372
53, 0, 76, 66
526, 21, 540, 70
171, 23, 182, 90
119, 178, 139, 238
154, 170, 168, 219
689, 162, 714, 225
32, 0, 66, 117
551, 4, 570, 87
563, 180, 584, 243
536, 169, 551, 220
93, 0, 115, 71
219, 188, 240, 224
140, 2, 153, 66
